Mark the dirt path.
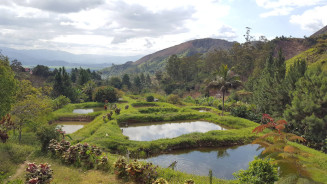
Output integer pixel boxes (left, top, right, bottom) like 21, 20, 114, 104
10, 160, 29, 180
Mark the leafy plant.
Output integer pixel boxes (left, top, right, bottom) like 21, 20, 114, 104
25, 162, 53, 184
233, 157, 278, 184
126, 160, 158, 184
114, 157, 129, 179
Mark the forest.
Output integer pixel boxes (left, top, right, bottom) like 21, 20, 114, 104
1, 31, 327, 184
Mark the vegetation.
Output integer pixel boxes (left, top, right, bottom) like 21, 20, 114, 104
1, 31, 327, 184
234, 157, 278, 184
207, 64, 241, 115
0, 54, 18, 118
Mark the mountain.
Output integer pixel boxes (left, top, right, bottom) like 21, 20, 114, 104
310, 25, 327, 37
101, 38, 235, 76
0, 47, 142, 69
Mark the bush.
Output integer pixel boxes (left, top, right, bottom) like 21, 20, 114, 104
25, 162, 53, 184
52, 95, 70, 110
92, 86, 118, 103
114, 157, 159, 184
167, 94, 180, 104
146, 95, 154, 102
230, 105, 247, 118
233, 157, 278, 184
36, 125, 60, 152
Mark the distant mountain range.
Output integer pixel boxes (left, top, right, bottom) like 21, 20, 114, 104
0, 47, 142, 69
100, 38, 235, 76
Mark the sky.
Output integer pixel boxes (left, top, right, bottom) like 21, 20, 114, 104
0, 0, 326, 56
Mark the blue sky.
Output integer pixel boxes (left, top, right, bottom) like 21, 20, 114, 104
0, 0, 326, 56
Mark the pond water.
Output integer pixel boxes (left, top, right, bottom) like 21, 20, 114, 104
120, 121, 226, 141
73, 107, 103, 114
143, 144, 263, 180
56, 121, 89, 134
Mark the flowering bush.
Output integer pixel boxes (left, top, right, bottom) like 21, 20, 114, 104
25, 163, 53, 184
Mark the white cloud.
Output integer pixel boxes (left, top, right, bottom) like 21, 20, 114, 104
290, 5, 327, 32
256, 0, 324, 17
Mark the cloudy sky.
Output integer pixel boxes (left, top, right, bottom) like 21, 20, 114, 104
0, 0, 326, 56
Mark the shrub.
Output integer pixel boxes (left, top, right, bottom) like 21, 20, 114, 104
114, 157, 128, 179
230, 105, 247, 118
114, 158, 159, 184
52, 95, 71, 110
36, 125, 60, 152
233, 157, 278, 184
92, 86, 118, 103
146, 95, 154, 102
25, 162, 53, 184
48, 139, 109, 170
167, 94, 180, 104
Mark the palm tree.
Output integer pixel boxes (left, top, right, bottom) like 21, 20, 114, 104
207, 64, 241, 116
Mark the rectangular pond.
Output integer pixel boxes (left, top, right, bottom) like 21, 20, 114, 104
72, 107, 103, 114
55, 121, 89, 134
120, 120, 227, 141
142, 144, 263, 180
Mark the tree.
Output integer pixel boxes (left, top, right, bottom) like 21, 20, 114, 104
207, 64, 241, 115
0, 54, 18, 118
252, 51, 289, 117
122, 74, 131, 89
108, 77, 122, 89
166, 55, 181, 81
133, 76, 142, 93
52, 67, 76, 102
32, 65, 51, 77
12, 81, 52, 141
77, 68, 91, 85
252, 114, 312, 183
284, 67, 327, 151
82, 81, 96, 102
92, 86, 118, 103
10, 59, 25, 73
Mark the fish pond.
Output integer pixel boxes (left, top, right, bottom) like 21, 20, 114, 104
120, 120, 227, 141
55, 121, 89, 134
143, 144, 263, 180
72, 107, 104, 114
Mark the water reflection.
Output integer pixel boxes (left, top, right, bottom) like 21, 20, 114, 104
73, 107, 103, 114
143, 144, 263, 180
56, 121, 88, 134
120, 121, 226, 141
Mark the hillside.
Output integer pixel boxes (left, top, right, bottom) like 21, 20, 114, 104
273, 38, 312, 60
100, 38, 235, 77
311, 25, 327, 37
